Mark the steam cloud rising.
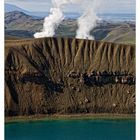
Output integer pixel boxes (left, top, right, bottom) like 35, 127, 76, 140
34, 0, 101, 40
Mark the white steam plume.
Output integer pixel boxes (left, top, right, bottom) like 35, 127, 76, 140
34, 0, 101, 40
34, 0, 75, 38
76, 0, 101, 39
34, 1, 64, 38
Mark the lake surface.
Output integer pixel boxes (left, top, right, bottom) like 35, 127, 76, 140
5, 119, 135, 140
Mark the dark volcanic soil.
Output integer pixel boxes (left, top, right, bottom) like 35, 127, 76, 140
5, 37, 135, 116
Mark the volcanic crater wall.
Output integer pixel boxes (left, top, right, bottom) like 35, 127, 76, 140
5, 37, 135, 116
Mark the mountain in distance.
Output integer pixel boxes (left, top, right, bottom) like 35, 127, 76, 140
5, 3, 135, 21
5, 3, 49, 18
102, 23, 135, 44
5, 11, 135, 44
5, 11, 44, 38
5, 3, 27, 13
5, 3, 80, 18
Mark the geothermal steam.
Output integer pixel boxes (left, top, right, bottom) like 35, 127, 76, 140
34, 0, 100, 40
76, 9, 98, 39
34, 2, 64, 38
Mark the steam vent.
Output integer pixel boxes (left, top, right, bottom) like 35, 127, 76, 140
5, 37, 135, 116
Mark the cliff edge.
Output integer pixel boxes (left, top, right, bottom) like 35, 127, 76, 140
5, 37, 135, 116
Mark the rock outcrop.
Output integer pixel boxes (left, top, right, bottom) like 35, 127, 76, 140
5, 37, 135, 116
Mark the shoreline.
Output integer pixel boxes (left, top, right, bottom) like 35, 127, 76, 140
5, 113, 135, 123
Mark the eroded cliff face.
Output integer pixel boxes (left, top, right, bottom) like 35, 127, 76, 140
5, 37, 135, 116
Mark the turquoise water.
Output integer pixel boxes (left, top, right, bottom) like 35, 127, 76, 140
5, 119, 135, 140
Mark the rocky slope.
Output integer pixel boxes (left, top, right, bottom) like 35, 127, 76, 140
5, 37, 135, 116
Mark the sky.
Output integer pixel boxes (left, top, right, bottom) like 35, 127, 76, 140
5, 0, 136, 14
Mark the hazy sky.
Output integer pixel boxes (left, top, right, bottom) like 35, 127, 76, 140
5, 0, 136, 13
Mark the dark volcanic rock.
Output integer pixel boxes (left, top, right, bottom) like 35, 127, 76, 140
5, 37, 135, 116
